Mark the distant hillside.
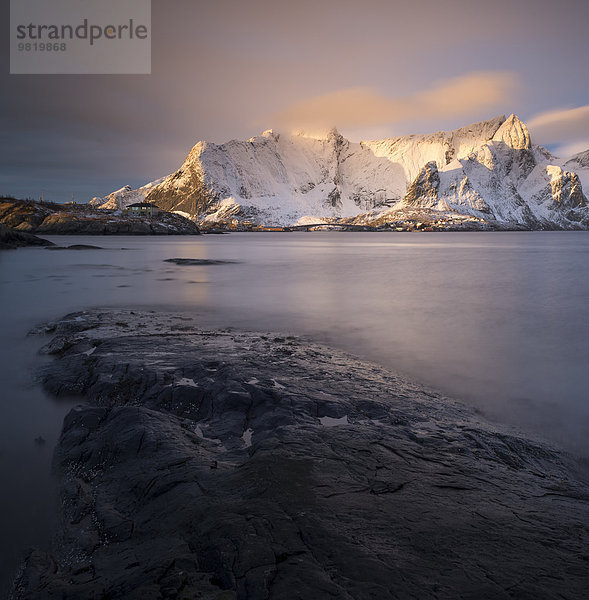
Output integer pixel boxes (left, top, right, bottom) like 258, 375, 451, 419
0, 198, 201, 235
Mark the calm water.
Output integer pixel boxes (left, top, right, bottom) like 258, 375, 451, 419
1, 231, 589, 593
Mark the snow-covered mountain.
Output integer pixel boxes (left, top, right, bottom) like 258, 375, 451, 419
564, 149, 589, 193
91, 176, 168, 210
372, 115, 588, 228
94, 115, 589, 229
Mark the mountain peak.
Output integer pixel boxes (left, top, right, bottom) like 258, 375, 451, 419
492, 114, 531, 149
261, 129, 280, 142
94, 113, 589, 230
291, 126, 341, 141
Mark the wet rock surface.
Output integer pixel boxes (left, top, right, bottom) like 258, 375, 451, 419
13, 309, 589, 599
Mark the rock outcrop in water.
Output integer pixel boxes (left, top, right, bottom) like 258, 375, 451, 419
13, 310, 589, 599
0, 223, 54, 249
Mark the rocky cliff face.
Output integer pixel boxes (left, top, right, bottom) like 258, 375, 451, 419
491, 113, 531, 149
144, 147, 213, 216
564, 150, 589, 197
546, 166, 586, 210
401, 161, 442, 209
95, 115, 589, 229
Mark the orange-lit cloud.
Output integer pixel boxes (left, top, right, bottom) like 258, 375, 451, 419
273, 71, 519, 132
527, 105, 589, 156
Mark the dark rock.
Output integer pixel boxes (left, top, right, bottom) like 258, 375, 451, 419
402, 161, 440, 208
0, 223, 54, 249
39, 335, 77, 355
13, 309, 589, 599
164, 258, 240, 265
46, 244, 104, 250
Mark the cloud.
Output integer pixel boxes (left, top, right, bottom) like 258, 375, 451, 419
527, 105, 589, 155
273, 71, 519, 132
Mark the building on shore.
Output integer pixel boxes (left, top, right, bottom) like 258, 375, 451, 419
124, 202, 160, 216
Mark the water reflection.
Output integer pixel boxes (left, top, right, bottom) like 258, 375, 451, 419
1, 232, 589, 595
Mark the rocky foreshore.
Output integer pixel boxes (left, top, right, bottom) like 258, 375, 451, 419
11, 309, 589, 599
0, 198, 201, 235
0, 223, 54, 249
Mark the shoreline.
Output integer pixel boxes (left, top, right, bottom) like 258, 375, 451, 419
10, 308, 589, 599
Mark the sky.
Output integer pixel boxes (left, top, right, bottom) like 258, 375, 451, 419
2, 0, 589, 202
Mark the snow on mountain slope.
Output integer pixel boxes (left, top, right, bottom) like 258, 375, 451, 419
92, 176, 168, 210
138, 116, 514, 225
96, 115, 589, 228
564, 150, 589, 193
359, 115, 506, 185
377, 115, 587, 228
142, 128, 406, 223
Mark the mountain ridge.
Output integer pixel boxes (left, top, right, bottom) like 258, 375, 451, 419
94, 115, 589, 229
